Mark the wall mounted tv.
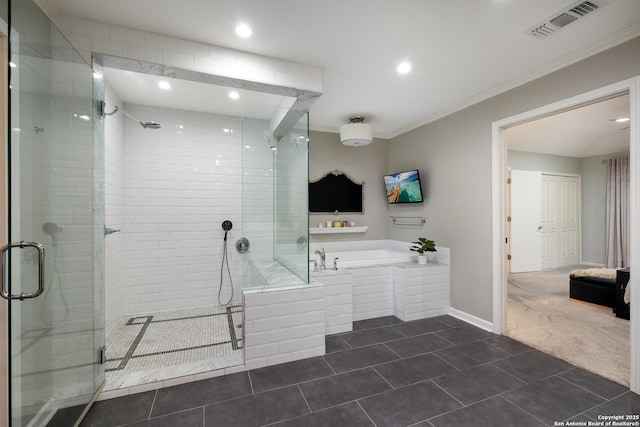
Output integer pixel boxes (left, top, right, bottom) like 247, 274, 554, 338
384, 170, 424, 204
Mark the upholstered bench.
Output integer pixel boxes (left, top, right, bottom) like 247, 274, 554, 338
569, 267, 630, 319
569, 268, 617, 308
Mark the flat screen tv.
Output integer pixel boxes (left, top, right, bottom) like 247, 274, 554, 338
384, 170, 424, 204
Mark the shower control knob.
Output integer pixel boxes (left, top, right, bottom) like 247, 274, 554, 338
235, 238, 250, 254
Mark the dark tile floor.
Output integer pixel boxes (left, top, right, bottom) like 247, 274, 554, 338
80, 315, 640, 427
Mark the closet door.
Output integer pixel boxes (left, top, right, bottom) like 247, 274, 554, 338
541, 174, 579, 269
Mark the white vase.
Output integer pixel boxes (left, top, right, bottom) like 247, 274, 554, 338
418, 255, 427, 265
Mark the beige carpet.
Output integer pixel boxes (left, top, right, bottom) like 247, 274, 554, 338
507, 265, 630, 386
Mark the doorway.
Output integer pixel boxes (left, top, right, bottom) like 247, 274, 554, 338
509, 170, 581, 273
492, 77, 640, 393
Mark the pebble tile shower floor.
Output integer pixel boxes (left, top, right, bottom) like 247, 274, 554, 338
104, 305, 243, 390
82, 315, 640, 427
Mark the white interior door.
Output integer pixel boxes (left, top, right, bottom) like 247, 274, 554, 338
509, 170, 542, 273
541, 174, 579, 269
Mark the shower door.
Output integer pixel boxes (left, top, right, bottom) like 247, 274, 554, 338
2, 1, 105, 426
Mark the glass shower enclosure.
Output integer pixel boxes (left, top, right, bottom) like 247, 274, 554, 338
3, 0, 105, 425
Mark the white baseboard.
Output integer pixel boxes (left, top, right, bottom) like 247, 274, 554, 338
447, 307, 494, 332
580, 261, 605, 268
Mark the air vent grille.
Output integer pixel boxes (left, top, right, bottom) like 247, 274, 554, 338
528, 0, 608, 39
570, 1, 600, 16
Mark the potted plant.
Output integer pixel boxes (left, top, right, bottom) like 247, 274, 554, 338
410, 237, 437, 265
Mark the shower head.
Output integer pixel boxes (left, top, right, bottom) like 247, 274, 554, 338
42, 222, 62, 235
120, 109, 161, 130
141, 121, 161, 129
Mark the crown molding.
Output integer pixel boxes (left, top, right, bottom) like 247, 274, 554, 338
388, 23, 640, 140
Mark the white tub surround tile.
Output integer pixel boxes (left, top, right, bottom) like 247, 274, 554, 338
311, 241, 451, 325
244, 284, 325, 370
393, 264, 450, 321
316, 273, 353, 335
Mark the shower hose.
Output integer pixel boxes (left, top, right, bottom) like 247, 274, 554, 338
218, 237, 234, 306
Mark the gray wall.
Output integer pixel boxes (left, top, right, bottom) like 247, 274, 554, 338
581, 151, 630, 263
507, 150, 581, 174
506, 150, 630, 265
387, 36, 640, 322
309, 130, 389, 242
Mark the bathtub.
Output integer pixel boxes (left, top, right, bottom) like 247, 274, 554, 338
309, 240, 445, 271
315, 248, 416, 269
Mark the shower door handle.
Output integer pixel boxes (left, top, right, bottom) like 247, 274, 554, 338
0, 241, 46, 300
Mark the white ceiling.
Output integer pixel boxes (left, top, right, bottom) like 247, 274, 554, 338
507, 94, 630, 158
49, 0, 639, 152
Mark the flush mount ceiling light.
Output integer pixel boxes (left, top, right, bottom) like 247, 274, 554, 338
340, 115, 373, 147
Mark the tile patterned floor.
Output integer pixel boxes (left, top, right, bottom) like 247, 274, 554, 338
81, 315, 640, 427
104, 305, 243, 390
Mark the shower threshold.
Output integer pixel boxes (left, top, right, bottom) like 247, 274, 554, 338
104, 304, 243, 391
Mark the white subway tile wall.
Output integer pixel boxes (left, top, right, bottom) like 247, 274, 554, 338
393, 265, 450, 321
105, 83, 126, 336
319, 273, 353, 334
56, 16, 323, 93
102, 100, 274, 318
244, 284, 326, 370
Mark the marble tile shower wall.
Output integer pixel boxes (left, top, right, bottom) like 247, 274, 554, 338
104, 83, 126, 336
54, 16, 323, 94
119, 104, 272, 314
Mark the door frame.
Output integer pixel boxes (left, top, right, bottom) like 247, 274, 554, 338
492, 76, 640, 393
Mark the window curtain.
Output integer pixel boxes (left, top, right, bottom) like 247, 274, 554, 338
605, 156, 630, 268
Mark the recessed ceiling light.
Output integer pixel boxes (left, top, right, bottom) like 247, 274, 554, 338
397, 61, 411, 74
228, 91, 240, 100
158, 81, 171, 90
616, 117, 630, 123
235, 24, 252, 38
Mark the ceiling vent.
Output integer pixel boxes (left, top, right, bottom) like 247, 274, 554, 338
528, 0, 608, 39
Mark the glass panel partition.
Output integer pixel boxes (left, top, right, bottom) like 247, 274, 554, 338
274, 113, 309, 282
6, 0, 104, 425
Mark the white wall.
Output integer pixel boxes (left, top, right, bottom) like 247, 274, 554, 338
387, 36, 640, 322
309, 130, 389, 242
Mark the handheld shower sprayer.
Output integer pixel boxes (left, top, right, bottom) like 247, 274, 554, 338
218, 220, 234, 306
